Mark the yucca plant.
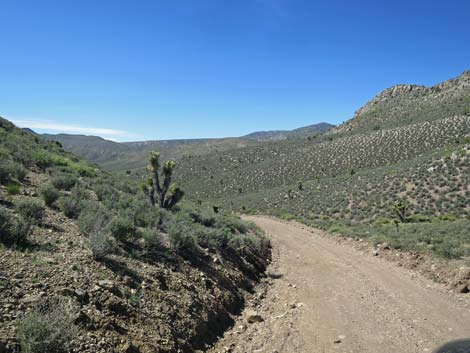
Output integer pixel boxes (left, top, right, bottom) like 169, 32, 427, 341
146, 151, 184, 209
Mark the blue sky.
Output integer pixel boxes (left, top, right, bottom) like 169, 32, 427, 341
1, 0, 469, 141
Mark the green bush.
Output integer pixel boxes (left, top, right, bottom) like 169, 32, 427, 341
17, 198, 45, 224
70, 184, 91, 202
89, 228, 113, 260
57, 197, 81, 219
0, 160, 27, 184
0, 207, 31, 247
77, 201, 111, 236
195, 226, 230, 249
141, 228, 164, 251
168, 221, 197, 255
108, 217, 136, 241
6, 182, 21, 195
94, 184, 120, 203
16, 304, 77, 353
51, 174, 77, 191
214, 214, 249, 234
39, 184, 60, 207
123, 199, 159, 228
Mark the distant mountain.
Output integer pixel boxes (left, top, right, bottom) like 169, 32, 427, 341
21, 128, 38, 135
243, 122, 334, 141
42, 133, 131, 163
41, 122, 335, 170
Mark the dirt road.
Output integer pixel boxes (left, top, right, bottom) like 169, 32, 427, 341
208, 216, 470, 353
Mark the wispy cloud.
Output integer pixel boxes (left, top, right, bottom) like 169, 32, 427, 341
11, 119, 128, 138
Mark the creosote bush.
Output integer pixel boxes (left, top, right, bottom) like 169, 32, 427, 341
0, 207, 31, 246
51, 173, 77, 191
89, 229, 113, 260
57, 197, 81, 219
168, 221, 198, 256
141, 228, 164, 251
39, 184, 60, 207
16, 303, 77, 353
17, 198, 45, 224
77, 201, 111, 235
108, 217, 136, 242
0, 160, 27, 184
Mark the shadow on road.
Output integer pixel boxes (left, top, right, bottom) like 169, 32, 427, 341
434, 339, 470, 353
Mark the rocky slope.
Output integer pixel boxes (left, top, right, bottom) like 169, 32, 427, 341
332, 70, 470, 135
0, 117, 271, 353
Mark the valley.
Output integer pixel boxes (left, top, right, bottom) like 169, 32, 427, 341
1, 70, 470, 353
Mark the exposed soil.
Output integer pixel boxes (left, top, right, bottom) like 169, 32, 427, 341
208, 216, 470, 353
0, 176, 270, 353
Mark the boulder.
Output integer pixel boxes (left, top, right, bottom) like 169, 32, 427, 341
456, 283, 469, 294
75, 289, 90, 303
245, 310, 263, 323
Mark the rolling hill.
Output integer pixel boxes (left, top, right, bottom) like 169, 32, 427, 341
41, 122, 334, 171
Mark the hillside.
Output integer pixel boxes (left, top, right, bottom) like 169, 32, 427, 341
41, 122, 334, 171
42, 134, 131, 163
242, 122, 334, 141
175, 115, 470, 198
0, 117, 270, 352
160, 71, 470, 261
331, 71, 470, 135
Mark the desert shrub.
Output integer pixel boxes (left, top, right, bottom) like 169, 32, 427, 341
195, 226, 230, 249
6, 182, 21, 195
0, 161, 11, 184
94, 183, 120, 203
57, 197, 81, 219
141, 228, 164, 251
70, 184, 91, 201
168, 221, 198, 255
89, 229, 113, 260
51, 174, 78, 191
16, 303, 77, 353
408, 214, 432, 223
0, 160, 27, 184
185, 207, 216, 227
17, 198, 45, 224
108, 217, 136, 241
214, 214, 250, 234
77, 201, 111, 235
13, 163, 27, 181
0, 208, 31, 246
32, 150, 60, 170
228, 233, 264, 255
39, 184, 60, 207
436, 214, 458, 222
122, 199, 158, 228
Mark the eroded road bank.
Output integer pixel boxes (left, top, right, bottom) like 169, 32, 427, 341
207, 216, 470, 353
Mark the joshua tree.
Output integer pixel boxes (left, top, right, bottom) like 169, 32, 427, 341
393, 200, 408, 223
145, 151, 184, 209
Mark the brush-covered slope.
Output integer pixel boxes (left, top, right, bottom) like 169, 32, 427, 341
242, 122, 334, 141
0, 117, 270, 353
166, 71, 470, 261
42, 123, 334, 171
42, 133, 131, 163
176, 115, 470, 199
331, 71, 470, 135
